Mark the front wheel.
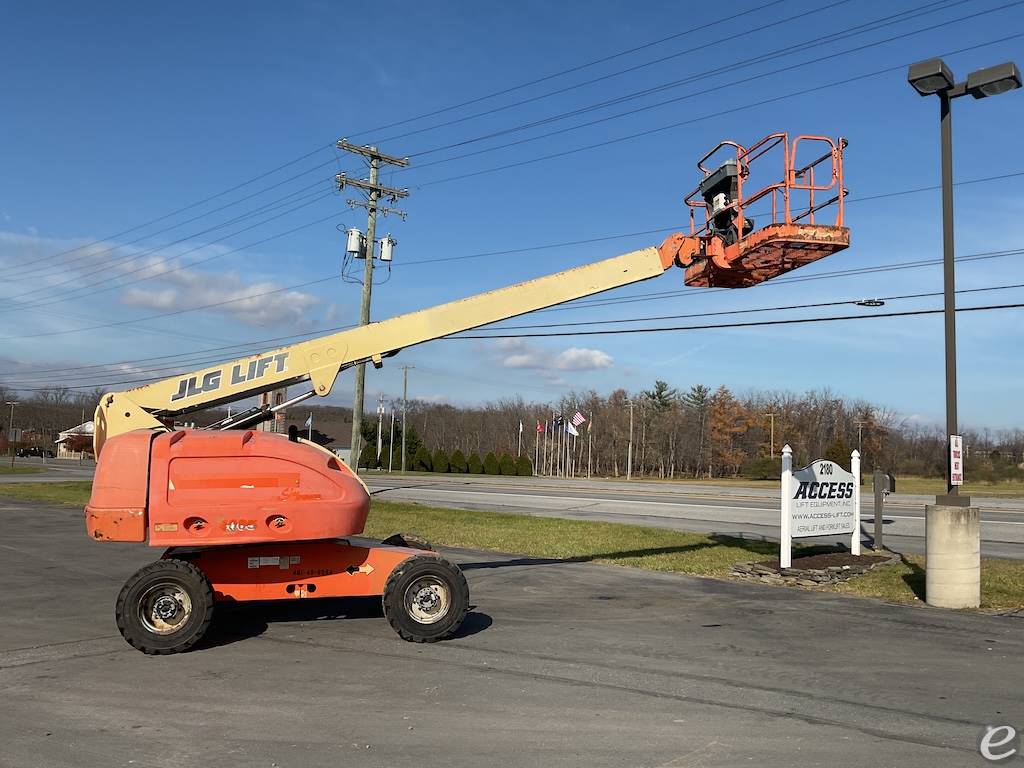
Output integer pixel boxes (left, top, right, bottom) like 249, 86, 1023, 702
382, 555, 468, 642
115, 558, 214, 655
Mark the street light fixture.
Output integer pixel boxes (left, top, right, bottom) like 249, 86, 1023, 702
907, 56, 1021, 505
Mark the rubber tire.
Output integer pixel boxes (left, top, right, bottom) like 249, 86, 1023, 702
115, 558, 214, 655
381, 532, 434, 551
382, 555, 469, 643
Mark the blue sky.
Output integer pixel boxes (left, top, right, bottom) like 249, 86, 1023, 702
2, 0, 1022, 429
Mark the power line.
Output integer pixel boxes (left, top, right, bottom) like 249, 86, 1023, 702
20, 142, 339, 273
4, 159, 344, 284
452, 302, 1024, 339
376, 0, 859, 147
411, 29, 1024, 188
481, 283, 1024, 331
4, 172, 1021, 342
4, 182, 335, 302
1, 193, 340, 313
345, 0, 793, 139
7, 302, 1022, 392
398, 0, 960, 160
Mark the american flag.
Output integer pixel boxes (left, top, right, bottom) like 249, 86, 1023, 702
571, 411, 587, 427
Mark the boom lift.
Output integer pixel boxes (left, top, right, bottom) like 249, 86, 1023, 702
85, 133, 848, 654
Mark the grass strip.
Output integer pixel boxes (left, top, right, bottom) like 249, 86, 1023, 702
4, 481, 1021, 610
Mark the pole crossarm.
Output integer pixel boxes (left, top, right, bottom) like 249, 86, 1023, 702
336, 139, 409, 167
345, 199, 407, 219
335, 174, 409, 201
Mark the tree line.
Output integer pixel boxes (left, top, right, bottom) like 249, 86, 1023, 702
4, 381, 1022, 481
390, 382, 1024, 480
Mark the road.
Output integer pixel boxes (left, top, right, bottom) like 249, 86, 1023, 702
361, 473, 1024, 559
6, 458, 1024, 558
1, 496, 1021, 768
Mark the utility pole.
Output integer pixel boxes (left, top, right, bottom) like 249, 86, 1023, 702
765, 412, 776, 458
400, 365, 414, 472
6, 401, 18, 469
336, 139, 409, 474
855, 419, 868, 456
376, 393, 385, 464
388, 406, 396, 473
626, 400, 635, 481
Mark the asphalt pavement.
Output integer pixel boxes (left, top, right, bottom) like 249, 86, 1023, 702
1, 497, 1022, 768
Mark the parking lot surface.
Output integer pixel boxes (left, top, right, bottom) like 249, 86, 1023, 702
1, 499, 1021, 767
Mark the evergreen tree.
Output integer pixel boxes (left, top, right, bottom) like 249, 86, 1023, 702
450, 449, 468, 473
483, 452, 500, 475
467, 453, 483, 474
432, 448, 450, 473
358, 442, 377, 470
515, 455, 533, 476
499, 453, 516, 475
413, 445, 432, 472
825, 437, 853, 468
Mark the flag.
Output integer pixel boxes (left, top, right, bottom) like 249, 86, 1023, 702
571, 411, 587, 427
519, 420, 523, 434
304, 413, 312, 429
567, 422, 579, 437
536, 421, 544, 433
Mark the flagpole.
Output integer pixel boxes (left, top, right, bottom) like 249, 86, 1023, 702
308, 411, 313, 441
517, 420, 522, 458
536, 421, 544, 475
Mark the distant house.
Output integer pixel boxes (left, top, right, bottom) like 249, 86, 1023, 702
56, 421, 94, 459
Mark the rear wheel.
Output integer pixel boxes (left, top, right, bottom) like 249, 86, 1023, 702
115, 559, 214, 655
382, 555, 468, 642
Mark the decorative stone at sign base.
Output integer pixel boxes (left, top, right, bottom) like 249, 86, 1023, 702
732, 552, 897, 586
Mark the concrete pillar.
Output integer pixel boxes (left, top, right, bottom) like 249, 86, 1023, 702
925, 504, 980, 609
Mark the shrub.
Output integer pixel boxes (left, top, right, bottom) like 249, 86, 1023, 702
483, 452, 500, 475
516, 455, 533, 476
450, 449, 468, 473
742, 457, 781, 480
413, 445, 432, 472
499, 453, 516, 476
432, 449, 451, 473
467, 453, 483, 474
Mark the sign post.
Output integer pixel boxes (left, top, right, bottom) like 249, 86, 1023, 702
780, 446, 862, 566
949, 434, 964, 486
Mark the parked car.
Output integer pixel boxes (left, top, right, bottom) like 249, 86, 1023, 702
16, 447, 55, 458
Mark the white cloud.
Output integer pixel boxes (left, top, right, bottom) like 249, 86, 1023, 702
493, 338, 613, 372
0, 230, 323, 330
552, 347, 613, 370
120, 267, 322, 329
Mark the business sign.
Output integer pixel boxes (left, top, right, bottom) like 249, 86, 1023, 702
950, 435, 964, 486
789, 460, 858, 538
779, 446, 861, 568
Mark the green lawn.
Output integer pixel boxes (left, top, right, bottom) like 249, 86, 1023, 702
0, 465, 44, 475
5, 480, 1021, 610
365, 469, 1024, 499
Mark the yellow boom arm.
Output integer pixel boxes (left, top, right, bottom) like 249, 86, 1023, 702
94, 245, 677, 454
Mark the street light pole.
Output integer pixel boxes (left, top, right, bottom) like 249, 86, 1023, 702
907, 56, 1021, 504
938, 88, 959, 501
907, 56, 1021, 609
